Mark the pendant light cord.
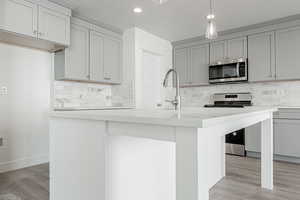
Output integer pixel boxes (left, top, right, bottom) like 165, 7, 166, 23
210, 0, 213, 14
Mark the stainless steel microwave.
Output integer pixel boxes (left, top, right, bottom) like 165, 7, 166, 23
209, 58, 248, 84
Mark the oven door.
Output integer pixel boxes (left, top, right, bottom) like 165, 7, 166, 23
209, 62, 247, 83
226, 129, 246, 156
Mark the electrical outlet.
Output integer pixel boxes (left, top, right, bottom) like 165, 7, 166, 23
0, 137, 7, 149
0, 137, 3, 147
0, 87, 8, 95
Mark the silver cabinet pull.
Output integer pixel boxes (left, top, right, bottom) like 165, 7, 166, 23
104, 77, 111, 80
33, 30, 37, 35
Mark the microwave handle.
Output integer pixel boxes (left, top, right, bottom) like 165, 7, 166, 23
236, 63, 240, 77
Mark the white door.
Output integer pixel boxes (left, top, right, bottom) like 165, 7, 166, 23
0, 0, 38, 37
174, 48, 190, 86
65, 23, 90, 81
103, 36, 122, 84
227, 37, 247, 59
276, 26, 300, 80
190, 44, 209, 85
248, 32, 275, 82
210, 40, 227, 63
89, 30, 104, 82
38, 6, 70, 45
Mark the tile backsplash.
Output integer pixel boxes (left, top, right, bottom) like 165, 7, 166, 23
181, 81, 300, 107
53, 81, 134, 108
54, 80, 300, 109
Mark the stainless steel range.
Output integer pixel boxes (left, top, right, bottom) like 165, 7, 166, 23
204, 92, 252, 156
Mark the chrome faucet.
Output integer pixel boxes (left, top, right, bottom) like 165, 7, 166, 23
163, 69, 181, 111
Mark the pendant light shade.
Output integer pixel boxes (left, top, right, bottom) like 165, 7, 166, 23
205, 0, 218, 39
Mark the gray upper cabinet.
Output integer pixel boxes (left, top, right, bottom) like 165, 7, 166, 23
248, 32, 276, 82
174, 44, 210, 87
276, 26, 300, 80
0, 0, 71, 49
0, 0, 38, 38
174, 48, 190, 86
227, 37, 247, 59
90, 30, 122, 84
38, 6, 70, 46
64, 22, 90, 81
90, 30, 105, 82
103, 36, 122, 83
190, 44, 210, 85
210, 37, 247, 64
210, 40, 227, 64
55, 18, 122, 84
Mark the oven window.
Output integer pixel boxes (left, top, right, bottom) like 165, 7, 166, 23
209, 63, 239, 80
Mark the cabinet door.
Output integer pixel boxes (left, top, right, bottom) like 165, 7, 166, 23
89, 31, 104, 82
103, 36, 122, 83
274, 119, 300, 158
276, 26, 300, 80
245, 123, 261, 152
248, 32, 275, 82
38, 6, 70, 45
0, 0, 38, 37
64, 23, 89, 81
174, 48, 190, 86
210, 40, 226, 64
190, 44, 209, 85
227, 37, 247, 59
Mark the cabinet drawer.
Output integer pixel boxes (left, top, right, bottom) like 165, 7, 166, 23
274, 108, 300, 119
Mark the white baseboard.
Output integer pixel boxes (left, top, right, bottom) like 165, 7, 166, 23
0, 155, 49, 173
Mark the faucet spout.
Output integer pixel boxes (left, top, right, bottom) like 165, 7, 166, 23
163, 69, 181, 111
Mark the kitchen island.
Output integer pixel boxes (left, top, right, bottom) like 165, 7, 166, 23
50, 107, 277, 200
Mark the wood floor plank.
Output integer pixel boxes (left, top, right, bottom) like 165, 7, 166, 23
0, 156, 300, 200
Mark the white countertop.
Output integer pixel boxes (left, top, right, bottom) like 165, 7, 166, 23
51, 106, 277, 128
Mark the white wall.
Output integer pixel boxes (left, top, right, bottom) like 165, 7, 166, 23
123, 28, 173, 109
0, 43, 51, 172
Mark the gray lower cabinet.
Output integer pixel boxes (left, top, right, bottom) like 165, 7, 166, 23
245, 123, 261, 152
248, 32, 276, 82
276, 26, 300, 80
174, 44, 209, 86
274, 119, 300, 157
245, 109, 300, 161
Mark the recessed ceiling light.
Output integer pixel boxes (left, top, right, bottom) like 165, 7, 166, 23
133, 7, 143, 13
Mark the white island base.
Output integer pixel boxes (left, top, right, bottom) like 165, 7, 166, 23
50, 107, 276, 200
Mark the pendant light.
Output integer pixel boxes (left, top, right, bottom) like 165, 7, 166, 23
205, 0, 218, 39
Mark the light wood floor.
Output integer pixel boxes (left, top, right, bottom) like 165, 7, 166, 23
0, 164, 49, 200
0, 156, 300, 200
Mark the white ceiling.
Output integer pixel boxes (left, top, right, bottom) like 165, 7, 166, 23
50, 0, 300, 42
